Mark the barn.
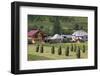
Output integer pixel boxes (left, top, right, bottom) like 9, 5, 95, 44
28, 29, 45, 44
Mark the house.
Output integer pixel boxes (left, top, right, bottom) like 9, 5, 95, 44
72, 30, 88, 42
28, 29, 45, 44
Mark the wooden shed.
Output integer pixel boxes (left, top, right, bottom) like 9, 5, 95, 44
28, 29, 45, 44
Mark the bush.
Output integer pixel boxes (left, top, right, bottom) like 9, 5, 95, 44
51, 46, 55, 54
40, 45, 44, 53
76, 46, 81, 58
83, 45, 85, 53
65, 46, 69, 56
58, 46, 62, 55
36, 44, 39, 52
74, 44, 77, 52
28, 38, 32, 44
71, 44, 74, 52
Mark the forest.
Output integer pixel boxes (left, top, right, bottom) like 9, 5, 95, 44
28, 15, 88, 36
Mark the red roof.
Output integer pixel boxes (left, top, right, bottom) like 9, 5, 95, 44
28, 29, 39, 37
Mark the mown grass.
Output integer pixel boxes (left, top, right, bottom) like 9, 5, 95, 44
28, 42, 88, 61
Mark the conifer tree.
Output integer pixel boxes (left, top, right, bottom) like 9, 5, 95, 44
83, 45, 86, 53
71, 44, 74, 52
51, 46, 55, 54
36, 44, 39, 52
65, 46, 69, 56
76, 46, 81, 58
40, 45, 44, 53
58, 46, 62, 55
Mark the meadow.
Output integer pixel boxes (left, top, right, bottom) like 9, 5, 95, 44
28, 42, 88, 61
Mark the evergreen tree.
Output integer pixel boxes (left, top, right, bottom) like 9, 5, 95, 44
65, 46, 69, 56
76, 46, 81, 58
36, 44, 39, 52
71, 44, 74, 52
51, 46, 55, 54
83, 45, 86, 53
40, 45, 44, 53
74, 44, 77, 52
58, 46, 62, 55
52, 17, 62, 35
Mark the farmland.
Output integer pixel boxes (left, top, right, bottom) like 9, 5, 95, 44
28, 15, 88, 61
28, 42, 88, 61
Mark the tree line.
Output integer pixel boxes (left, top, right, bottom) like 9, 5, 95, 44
28, 15, 88, 35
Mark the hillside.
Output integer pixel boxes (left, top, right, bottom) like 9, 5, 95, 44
28, 15, 88, 35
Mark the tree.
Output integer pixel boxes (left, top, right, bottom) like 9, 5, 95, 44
65, 46, 69, 56
73, 23, 80, 30
76, 46, 81, 58
51, 46, 55, 54
40, 45, 44, 53
52, 16, 62, 35
74, 44, 77, 52
58, 46, 62, 55
83, 45, 86, 53
71, 44, 74, 52
28, 15, 74, 35
36, 44, 39, 52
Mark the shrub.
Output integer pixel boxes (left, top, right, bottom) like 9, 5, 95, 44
65, 46, 69, 56
83, 45, 85, 53
36, 44, 39, 52
76, 46, 81, 58
58, 46, 62, 55
51, 46, 55, 54
40, 45, 44, 53
71, 44, 74, 52
74, 44, 77, 52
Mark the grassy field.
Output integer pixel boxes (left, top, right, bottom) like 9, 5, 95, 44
28, 42, 88, 61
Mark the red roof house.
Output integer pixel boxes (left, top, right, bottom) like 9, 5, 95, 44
28, 29, 45, 44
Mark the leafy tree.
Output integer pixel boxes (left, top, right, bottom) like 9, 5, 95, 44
73, 24, 80, 30
52, 17, 62, 35
28, 15, 88, 35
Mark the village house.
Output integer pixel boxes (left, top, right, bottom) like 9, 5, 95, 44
72, 30, 88, 42
28, 29, 45, 44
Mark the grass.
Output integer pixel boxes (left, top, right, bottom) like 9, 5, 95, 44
28, 42, 88, 61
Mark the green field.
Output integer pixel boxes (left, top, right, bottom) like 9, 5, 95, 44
28, 42, 88, 61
